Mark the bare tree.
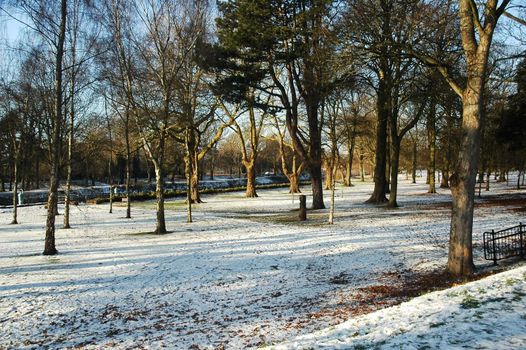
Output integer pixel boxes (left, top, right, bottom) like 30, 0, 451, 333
227, 92, 267, 198
416, 0, 512, 276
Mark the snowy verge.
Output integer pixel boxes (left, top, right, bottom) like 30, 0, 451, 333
271, 263, 526, 349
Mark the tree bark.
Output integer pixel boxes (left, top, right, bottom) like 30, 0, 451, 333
427, 101, 437, 193
11, 154, 18, 225
366, 73, 389, 204
328, 163, 336, 224
440, 169, 450, 188
345, 142, 355, 187
125, 113, 131, 219
388, 140, 401, 207
244, 161, 258, 198
289, 173, 300, 193
310, 164, 324, 209
63, 88, 74, 229
448, 83, 482, 276
325, 160, 333, 190
412, 139, 417, 184
359, 150, 365, 182
184, 128, 193, 223
154, 165, 167, 234
44, 0, 67, 256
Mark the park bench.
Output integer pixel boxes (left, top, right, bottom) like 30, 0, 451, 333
484, 223, 526, 265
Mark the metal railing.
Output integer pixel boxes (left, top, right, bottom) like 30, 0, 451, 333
483, 223, 525, 265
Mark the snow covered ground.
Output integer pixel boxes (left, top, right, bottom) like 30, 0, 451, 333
272, 263, 526, 349
0, 176, 525, 349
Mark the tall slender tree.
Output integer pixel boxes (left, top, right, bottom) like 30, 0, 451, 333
416, 0, 512, 276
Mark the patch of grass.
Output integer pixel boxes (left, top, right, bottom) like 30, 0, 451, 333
505, 278, 519, 286
460, 294, 481, 309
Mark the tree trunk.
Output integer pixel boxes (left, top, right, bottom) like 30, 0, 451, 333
386, 139, 391, 194
184, 132, 193, 223
345, 157, 352, 186
191, 148, 202, 203
44, 0, 66, 256
325, 161, 333, 190
388, 140, 401, 207
359, 151, 365, 182
328, 164, 336, 224
146, 158, 152, 183
63, 99, 74, 229
245, 162, 258, 198
190, 172, 201, 203
366, 80, 388, 204
411, 139, 417, 184
345, 143, 355, 187
310, 164, 325, 209
427, 101, 437, 193
11, 157, 18, 225
154, 165, 167, 234
288, 173, 300, 193
497, 169, 506, 182
125, 121, 131, 219
448, 88, 482, 277
441, 169, 450, 188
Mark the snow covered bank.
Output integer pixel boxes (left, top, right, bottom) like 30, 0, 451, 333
271, 263, 526, 349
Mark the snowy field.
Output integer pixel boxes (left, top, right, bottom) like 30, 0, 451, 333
0, 176, 525, 349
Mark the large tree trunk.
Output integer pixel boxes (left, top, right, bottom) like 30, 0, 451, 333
288, 173, 301, 193
154, 165, 167, 234
308, 148, 324, 209
310, 164, 325, 209
245, 161, 258, 198
366, 82, 388, 204
448, 87, 482, 276
44, 0, 67, 256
